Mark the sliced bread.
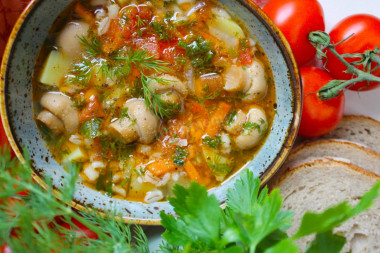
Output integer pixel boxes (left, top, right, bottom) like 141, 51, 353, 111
321, 115, 380, 154
270, 159, 380, 253
284, 139, 380, 175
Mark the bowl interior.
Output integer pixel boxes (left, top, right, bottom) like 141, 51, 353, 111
1, 0, 300, 224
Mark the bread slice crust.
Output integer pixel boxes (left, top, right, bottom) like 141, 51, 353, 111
270, 159, 380, 253
321, 115, 380, 154
284, 139, 380, 175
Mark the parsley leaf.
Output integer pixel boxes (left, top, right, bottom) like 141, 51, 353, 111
80, 118, 102, 139
179, 36, 216, 76
173, 147, 189, 167
304, 230, 346, 253
161, 183, 224, 250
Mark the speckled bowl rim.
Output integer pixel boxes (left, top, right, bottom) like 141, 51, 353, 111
0, 0, 301, 225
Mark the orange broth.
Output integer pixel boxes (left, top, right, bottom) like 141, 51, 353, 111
33, 0, 276, 202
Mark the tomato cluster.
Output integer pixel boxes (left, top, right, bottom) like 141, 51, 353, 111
263, 0, 380, 137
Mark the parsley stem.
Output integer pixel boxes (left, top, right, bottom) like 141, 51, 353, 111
308, 31, 380, 100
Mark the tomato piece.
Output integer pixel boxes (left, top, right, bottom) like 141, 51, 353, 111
325, 14, 380, 91
239, 39, 253, 65
158, 41, 184, 63
137, 5, 153, 21
133, 36, 160, 57
298, 67, 345, 138
80, 93, 106, 122
263, 0, 325, 65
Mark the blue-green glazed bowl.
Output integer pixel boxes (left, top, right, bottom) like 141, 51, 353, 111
0, 0, 301, 225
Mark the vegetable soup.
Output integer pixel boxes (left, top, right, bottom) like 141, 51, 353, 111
33, 0, 276, 203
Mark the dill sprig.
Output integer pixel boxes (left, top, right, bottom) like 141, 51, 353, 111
78, 34, 102, 57
72, 31, 177, 119
115, 49, 171, 74
140, 75, 181, 119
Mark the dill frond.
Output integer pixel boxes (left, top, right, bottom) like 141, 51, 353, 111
140, 75, 181, 119
78, 34, 102, 57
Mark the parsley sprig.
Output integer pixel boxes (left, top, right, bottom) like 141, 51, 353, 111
161, 169, 380, 252
1, 147, 379, 253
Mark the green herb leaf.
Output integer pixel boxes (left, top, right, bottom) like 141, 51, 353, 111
304, 230, 346, 253
78, 34, 102, 57
141, 75, 181, 119
179, 36, 216, 76
224, 108, 237, 126
80, 118, 102, 139
202, 135, 222, 149
263, 239, 298, 253
173, 147, 189, 167
161, 183, 224, 250
293, 181, 380, 239
242, 118, 268, 135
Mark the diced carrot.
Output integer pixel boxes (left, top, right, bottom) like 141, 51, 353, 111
74, 4, 94, 24
183, 161, 203, 184
205, 101, 232, 136
188, 145, 197, 160
146, 159, 177, 177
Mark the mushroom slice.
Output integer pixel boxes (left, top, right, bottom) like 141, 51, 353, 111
224, 65, 244, 92
40, 92, 79, 133
108, 117, 139, 144
37, 110, 65, 135
242, 61, 268, 102
224, 110, 246, 135
235, 107, 268, 150
57, 21, 90, 58
125, 99, 159, 144
149, 74, 188, 96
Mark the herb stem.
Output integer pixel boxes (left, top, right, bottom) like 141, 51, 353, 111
308, 31, 380, 100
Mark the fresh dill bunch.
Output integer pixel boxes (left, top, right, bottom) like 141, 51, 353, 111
140, 75, 181, 119
0, 147, 149, 253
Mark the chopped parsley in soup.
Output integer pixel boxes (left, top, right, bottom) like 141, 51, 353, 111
33, 0, 276, 203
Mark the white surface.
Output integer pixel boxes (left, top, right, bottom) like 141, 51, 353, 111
145, 0, 380, 249
320, 0, 380, 121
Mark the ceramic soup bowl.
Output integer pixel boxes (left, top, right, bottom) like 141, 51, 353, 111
0, 0, 301, 225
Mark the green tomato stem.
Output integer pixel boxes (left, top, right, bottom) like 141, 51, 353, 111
308, 31, 380, 100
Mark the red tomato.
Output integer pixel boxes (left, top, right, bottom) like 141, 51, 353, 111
325, 14, 380, 91
1, 243, 12, 253
263, 0, 325, 65
299, 66, 345, 138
